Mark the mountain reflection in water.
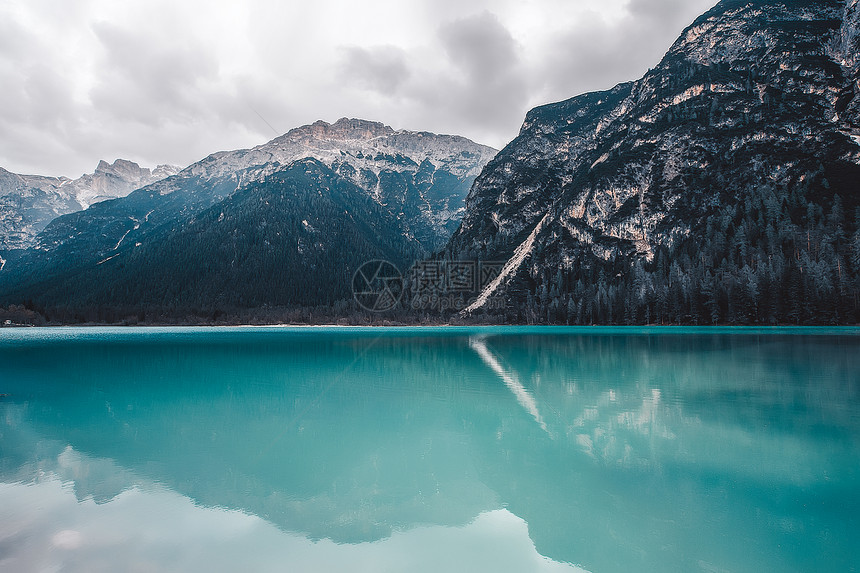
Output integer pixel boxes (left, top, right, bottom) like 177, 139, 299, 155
1, 327, 858, 572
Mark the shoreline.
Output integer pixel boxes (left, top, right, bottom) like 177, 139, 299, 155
3, 324, 860, 331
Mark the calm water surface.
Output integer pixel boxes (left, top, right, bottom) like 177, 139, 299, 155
1, 327, 859, 572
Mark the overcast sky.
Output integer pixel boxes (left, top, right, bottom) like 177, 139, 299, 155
0, 0, 718, 177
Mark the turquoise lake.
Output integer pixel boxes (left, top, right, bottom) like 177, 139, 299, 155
1, 326, 859, 572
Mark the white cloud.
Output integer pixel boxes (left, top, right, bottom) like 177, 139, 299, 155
0, 0, 718, 177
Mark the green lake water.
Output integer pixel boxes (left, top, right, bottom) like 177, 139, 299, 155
0, 326, 858, 572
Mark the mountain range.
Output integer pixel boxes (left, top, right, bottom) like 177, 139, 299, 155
2, 0, 859, 325
0, 119, 495, 321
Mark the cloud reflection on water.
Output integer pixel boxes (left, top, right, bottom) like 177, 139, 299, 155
0, 446, 587, 573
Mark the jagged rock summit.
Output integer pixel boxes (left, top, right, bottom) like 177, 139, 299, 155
81, 159, 182, 209
187, 117, 494, 180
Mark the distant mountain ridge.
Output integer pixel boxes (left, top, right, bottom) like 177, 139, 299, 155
0, 159, 180, 250
445, 0, 860, 324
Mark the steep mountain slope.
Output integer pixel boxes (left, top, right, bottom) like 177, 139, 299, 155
3, 160, 421, 315
447, 0, 860, 324
0, 160, 180, 250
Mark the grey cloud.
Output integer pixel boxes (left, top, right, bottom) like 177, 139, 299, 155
89, 22, 220, 124
0, 0, 726, 177
339, 46, 411, 95
22, 64, 74, 126
0, 16, 83, 174
627, 0, 710, 22
536, 0, 718, 104
331, 10, 529, 145
0, 14, 33, 59
426, 12, 528, 128
0, 18, 71, 125
438, 11, 518, 83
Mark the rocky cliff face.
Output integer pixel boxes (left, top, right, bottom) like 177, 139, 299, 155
446, 0, 860, 324
0, 160, 180, 250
